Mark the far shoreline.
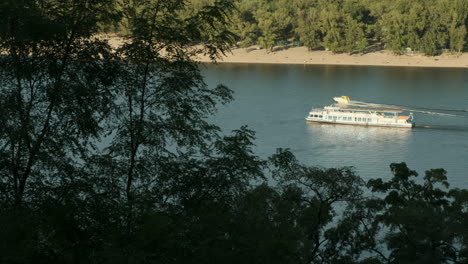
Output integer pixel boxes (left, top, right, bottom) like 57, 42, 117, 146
104, 36, 468, 69
195, 46, 468, 69
199, 60, 468, 69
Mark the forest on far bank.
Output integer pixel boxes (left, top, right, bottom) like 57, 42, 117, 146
193, 0, 467, 55
131, 0, 467, 55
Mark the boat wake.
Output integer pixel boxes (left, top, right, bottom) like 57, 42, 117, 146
338, 100, 467, 117
415, 124, 468, 132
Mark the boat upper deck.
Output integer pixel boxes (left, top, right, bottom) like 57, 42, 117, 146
338, 108, 403, 113
311, 106, 404, 114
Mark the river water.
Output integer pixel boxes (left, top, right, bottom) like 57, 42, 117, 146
202, 63, 468, 186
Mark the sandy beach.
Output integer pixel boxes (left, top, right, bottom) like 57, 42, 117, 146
196, 46, 468, 68
105, 36, 468, 68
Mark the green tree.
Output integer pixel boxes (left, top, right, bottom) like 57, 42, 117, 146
296, 7, 323, 50
256, 10, 279, 51
0, 0, 119, 207
337, 162, 468, 263
228, 184, 306, 264
295, 0, 369, 53
0, 0, 120, 261
372, 0, 468, 55
271, 0, 296, 41
230, 8, 259, 48
270, 149, 365, 263
445, 0, 468, 52
320, 0, 368, 53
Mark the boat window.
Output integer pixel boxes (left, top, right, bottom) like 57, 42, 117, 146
319, 115, 323, 118
328, 116, 332, 120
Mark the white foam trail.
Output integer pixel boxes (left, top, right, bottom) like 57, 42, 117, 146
342, 100, 463, 117
415, 124, 468, 132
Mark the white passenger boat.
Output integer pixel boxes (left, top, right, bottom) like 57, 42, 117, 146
306, 105, 415, 128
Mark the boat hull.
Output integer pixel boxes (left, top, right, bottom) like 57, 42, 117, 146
305, 117, 414, 128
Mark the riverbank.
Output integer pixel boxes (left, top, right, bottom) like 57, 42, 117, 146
105, 36, 468, 68
196, 46, 468, 68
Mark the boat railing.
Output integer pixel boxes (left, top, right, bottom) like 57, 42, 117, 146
310, 108, 325, 112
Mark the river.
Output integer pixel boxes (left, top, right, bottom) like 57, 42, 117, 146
202, 63, 468, 186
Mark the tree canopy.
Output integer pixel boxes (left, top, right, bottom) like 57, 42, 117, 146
183, 0, 467, 55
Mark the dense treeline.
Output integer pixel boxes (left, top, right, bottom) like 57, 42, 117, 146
1, 1, 468, 264
185, 0, 468, 55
